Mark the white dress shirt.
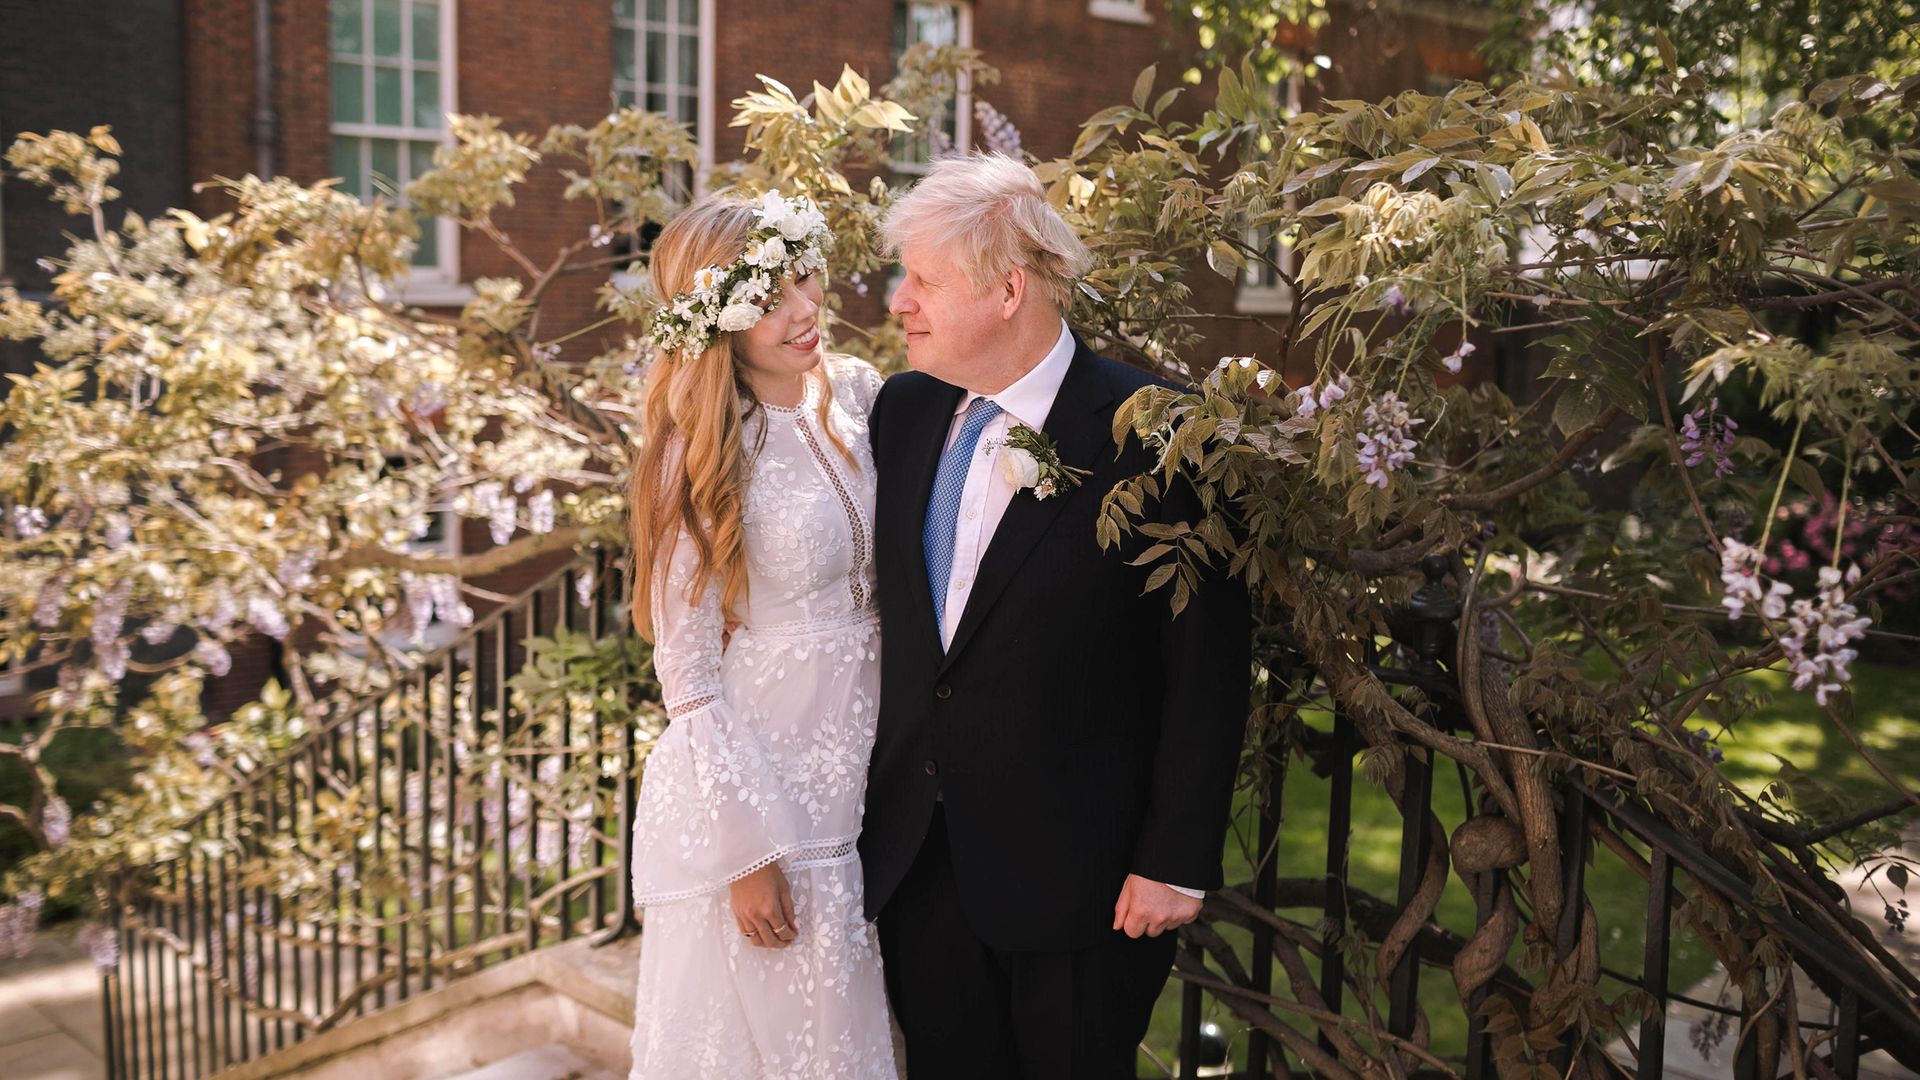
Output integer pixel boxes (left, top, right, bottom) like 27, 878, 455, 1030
932, 320, 1206, 902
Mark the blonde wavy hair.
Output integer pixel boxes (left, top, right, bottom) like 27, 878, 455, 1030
628, 195, 854, 640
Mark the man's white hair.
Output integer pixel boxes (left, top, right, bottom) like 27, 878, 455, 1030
881, 152, 1092, 311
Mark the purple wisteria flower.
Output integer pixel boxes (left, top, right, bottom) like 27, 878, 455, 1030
247, 595, 289, 639
1679, 397, 1737, 478
1293, 373, 1352, 420
1685, 728, 1725, 765
973, 99, 1022, 157
1442, 340, 1476, 374
78, 922, 119, 973
1780, 565, 1872, 706
1717, 539, 1789, 620
529, 489, 556, 535
1355, 392, 1425, 489
194, 637, 233, 677
11, 505, 48, 538
0, 890, 45, 959
42, 794, 71, 848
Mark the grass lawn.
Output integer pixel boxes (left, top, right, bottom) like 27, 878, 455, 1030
1138, 658, 1920, 1074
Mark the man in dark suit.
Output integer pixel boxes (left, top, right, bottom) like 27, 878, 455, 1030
859, 152, 1252, 1079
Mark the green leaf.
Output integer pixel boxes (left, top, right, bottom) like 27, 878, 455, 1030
1552, 381, 1607, 436
1133, 65, 1157, 112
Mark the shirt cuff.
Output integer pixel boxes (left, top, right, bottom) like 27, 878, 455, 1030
1162, 882, 1206, 899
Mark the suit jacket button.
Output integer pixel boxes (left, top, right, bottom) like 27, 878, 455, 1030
935, 684, 952, 700
924, 759, 938, 776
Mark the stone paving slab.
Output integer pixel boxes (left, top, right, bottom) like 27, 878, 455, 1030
0, 933, 106, 1080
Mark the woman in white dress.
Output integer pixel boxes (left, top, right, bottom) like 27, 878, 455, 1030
623, 191, 898, 1079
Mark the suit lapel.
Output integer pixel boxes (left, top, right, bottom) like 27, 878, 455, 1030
892, 377, 965, 662
939, 341, 1115, 671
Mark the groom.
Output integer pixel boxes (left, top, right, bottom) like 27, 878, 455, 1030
860, 152, 1251, 1079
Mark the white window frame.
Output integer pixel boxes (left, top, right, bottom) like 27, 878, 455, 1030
613, 0, 715, 193
330, 0, 469, 306
892, 1, 974, 177
1087, 0, 1152, 25
1236, 72, 1304, 315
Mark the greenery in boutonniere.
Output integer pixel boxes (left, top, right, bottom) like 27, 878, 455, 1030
995, 425, 1090, 501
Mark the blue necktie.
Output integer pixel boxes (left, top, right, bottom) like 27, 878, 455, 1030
924, 397, 1002, 636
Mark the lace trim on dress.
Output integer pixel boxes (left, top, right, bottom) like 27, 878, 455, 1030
792, 410, 875, 610
631, 833, 861, 907
663, 692, 720, 720
734, 608, 879, 641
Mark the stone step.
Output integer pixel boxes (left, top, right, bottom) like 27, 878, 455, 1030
429, 1043, 622, 1080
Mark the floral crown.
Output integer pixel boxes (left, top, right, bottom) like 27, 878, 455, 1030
646, 191, 833, 360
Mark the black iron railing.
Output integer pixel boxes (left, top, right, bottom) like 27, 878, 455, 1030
1158, 553, 1911, 1080
99, 550, 642, 1080
96, 545, 1914, 1079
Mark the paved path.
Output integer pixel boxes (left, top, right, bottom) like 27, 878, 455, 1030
0, 932, 107, 1080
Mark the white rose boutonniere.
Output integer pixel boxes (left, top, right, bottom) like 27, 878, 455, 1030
993, 425, 1090, 500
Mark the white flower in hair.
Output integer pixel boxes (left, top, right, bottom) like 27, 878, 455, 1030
717, 302, 764, 332
646, 191, 834, 359
777, 213, 814, 242
747, 236, 786, 269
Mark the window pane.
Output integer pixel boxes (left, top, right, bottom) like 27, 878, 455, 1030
613, 0, 635, 19
374, 65, 403, 125
677, 32, 697, 92
645, 30, 666, 86
411, 0, 439, 61
373, 0, 402, 57
645, 89, 666, 114
910, 3, 958, 47
678, 0, 697, 23
331, 0, 364, 55
370, 138, 401, 197
332, 136, 363, 198
332, 61, 365, 123
413, 69, 441, 128
646, 0, 666, 21
676, 94, 697, 125
614, 31, 635, 84
615, 87, 635, 108
408, 140, 436, 185
413, 216, 439, 268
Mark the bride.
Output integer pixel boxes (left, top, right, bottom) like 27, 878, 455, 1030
624, 191, 897, 1079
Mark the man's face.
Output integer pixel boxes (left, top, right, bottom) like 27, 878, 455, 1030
888, 240, 1006, 387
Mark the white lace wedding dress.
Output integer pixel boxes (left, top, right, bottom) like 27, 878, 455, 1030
628, 355, 898, 1080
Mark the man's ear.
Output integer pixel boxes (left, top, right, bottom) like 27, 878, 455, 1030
1000, 265, 1028, 321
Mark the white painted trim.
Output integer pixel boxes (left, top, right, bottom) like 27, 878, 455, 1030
329, 0, 461, 287
955, 2, 974, 150
696, 0, 715, 195
388, 279, 477, 307
1087, 0, 1152, 25
892, 0, 973, 175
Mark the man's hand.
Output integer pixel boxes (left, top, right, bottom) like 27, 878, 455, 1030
1112, 874, 1202, 939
